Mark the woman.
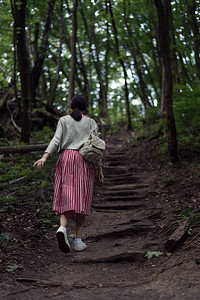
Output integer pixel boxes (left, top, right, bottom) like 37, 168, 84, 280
33, 95, 104, 253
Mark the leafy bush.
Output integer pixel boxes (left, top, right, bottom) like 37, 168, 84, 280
173, 83, 200, 135
31, 126, 54, 144
158, 142, 168, 155
0, 152, 56, 190
179, 208, 200, 225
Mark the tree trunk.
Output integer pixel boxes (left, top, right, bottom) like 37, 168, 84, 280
40, 69, 48, 101
123, 2, 154, 109
50, 0, 63, 104
186, 1, 200, 79
31, 0, 56, 101
26, 26, 34, 68
160, 64, 166, 115
77, 42, 89, 100
88, 53, 93, 110
33, 22, 39, 58
154, 0, 178, 162
11, 0, 31, 143
79, 1, 107, 116
169, 2, 180, 85
108, 0, 132, 130
102, 0, 110, 119
178, 50, 191, 85
12, 10, 20, 110
67, 0, 78, 110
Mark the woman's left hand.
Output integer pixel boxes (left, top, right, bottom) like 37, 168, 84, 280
97, 167, 104, 184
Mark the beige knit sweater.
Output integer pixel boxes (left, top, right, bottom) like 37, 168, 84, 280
45, 115, 98, 156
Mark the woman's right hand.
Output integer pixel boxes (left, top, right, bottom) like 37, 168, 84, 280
33, 153, 49, 170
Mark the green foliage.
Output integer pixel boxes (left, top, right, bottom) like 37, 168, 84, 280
0, 0, 200, 161
174, 83, 200, 135
0, 73, 9, 89
0, 149, 54, 191
40, 218, 53, 230
187, 228, 194, 236
145, 251, 164, 259
179, 208, 200, 225
158, 142, 168, 155
1, 195, 15, 203
0, 138, 10, 147
180, 207, 195, 218
6, 264, 22, 272
0, 233, 11, 241
161, 175, 176, 187
0, 0, 14, 80
0, 146, 58, 232
143, 107, 160, 125
179, 134, 199, 149
31, 126, 54, 143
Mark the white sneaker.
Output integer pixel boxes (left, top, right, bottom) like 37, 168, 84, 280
56, 226, 71, 253
73, 240, 87, 251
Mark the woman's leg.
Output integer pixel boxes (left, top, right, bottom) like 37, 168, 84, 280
57, 211, 71, 253
60, 211, 71, 227
74, 213, 87, 251
76, 213, 85, 238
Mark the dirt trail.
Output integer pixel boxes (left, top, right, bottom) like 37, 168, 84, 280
1, 136, 200, 299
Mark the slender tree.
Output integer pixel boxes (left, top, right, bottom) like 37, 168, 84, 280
123, 1, 154, 109
168, 2, 180, 86
104, 0, 110, 118
79, 0, 108, 117
154, 0, 178, 162
186, 0, 200, 79
108, 0, 132, 130
67, 0, 78, 110
31, 0, 56, 101
50, 0, 64, 104
11, 0, 31, 142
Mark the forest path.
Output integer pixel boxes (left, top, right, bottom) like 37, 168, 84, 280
1, 135, 200, 299
72, 135, 159, 264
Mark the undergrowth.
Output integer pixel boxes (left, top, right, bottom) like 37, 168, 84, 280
0, 132, 58, 232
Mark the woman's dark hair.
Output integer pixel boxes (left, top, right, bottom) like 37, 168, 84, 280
70, 95, 87, 121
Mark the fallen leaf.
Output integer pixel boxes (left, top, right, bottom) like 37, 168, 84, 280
6, 264, 22, 272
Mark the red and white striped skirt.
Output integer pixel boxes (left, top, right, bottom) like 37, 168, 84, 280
53, 150, 95, 216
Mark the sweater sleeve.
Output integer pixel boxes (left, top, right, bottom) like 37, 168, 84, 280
45, 119, 63, 155
90, 119, 98, 135
91, 119, 103, 167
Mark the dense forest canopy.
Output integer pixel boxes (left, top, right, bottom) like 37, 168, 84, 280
0, 0, 200, 161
